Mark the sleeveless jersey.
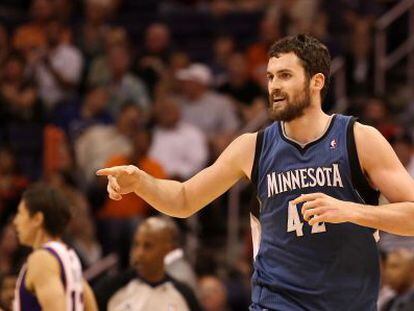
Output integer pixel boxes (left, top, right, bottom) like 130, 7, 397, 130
14, 241, 84, 311
250, 115, 380, 311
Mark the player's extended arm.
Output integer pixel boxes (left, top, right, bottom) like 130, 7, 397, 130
298, 123, 414, 235
26, 250, 66, 311
97, 133, 256, 218
83, 280, 98, 311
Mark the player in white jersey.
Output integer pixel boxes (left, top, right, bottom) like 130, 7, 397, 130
12, 183, 97, 311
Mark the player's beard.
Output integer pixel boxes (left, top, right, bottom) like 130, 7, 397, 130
268, 82, 311, 122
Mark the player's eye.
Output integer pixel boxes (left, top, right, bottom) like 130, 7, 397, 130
279, 72, 292, 79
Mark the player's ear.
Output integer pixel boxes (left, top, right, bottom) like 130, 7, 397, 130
311, 73, 325, 92
33, 211, 44, 228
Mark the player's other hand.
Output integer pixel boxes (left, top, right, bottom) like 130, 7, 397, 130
292, 192, 362, 225
96, 165, 141, 201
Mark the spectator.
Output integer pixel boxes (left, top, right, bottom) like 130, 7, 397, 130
246, 15, 281, 84
149, 98, 208, 180
0, 272, 17, 311
75, 103, 141, 183
12, 0, 71, 57
378, 251, 396, 311
175, 63, 239, 155
209, 35, 235, 87
76, 0, 112, 64
0, 53, 44, 125
390, 132, 414, 177
0, 24, 9, 68
51, 86, 113, 143
163, 216, 198, 292
379, 133, 414, 251
26, 19, 83, 110
0, 147, 28, 226
360, 97, 401, 140
94, 216, 201, 311
345, 18, 375, 97
382, 249, 414, 311
88, 37, 149, 117
135, 23, 174, 97
0, 223, 26, 276
218, 52, 265, 123
199, 275, 230, 311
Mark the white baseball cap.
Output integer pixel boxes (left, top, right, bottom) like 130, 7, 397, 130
176, 63, 212, 86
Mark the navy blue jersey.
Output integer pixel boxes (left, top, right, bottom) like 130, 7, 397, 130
250, 114, 380, 311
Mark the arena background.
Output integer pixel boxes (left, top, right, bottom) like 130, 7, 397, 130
0, 0, 414, 310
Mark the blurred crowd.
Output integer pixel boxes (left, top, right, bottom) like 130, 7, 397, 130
0, 0, 414, 310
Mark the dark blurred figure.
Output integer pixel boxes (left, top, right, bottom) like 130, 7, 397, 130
0, 223, 27, 276
345, 19, 375, 97
0, 24, 10, 68
94, 216, 201, 311
389, 133, 414, 177
0, 272, 18, 311
0, 53, 43, 125
199, 275, 230, 311
246, 14, 281, 85
135, 23, 174, 98
0, 148, 28, 226
382, 249, 414, 311
76, 0, 112, 82
218, 52, 265, 123
360, 97, 401, 140
51, 86, 113, 143
209, 35, 235, 87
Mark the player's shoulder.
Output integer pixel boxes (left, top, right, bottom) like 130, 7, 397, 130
27, 249, 60, 271
229, 132, 258, 156
353, 121, 386, 146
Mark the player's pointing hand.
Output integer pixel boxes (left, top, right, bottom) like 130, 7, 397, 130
292, 192, 363, 226
96, 165, 141, 201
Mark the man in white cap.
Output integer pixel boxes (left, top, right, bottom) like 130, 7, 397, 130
175, 63, 240, 155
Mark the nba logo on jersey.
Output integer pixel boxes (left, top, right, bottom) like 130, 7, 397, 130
330, 138, 337, 149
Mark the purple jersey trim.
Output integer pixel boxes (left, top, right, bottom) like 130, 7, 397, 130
19, 270, 41, 311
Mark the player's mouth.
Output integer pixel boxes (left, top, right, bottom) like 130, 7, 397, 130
273, 97, 287, 105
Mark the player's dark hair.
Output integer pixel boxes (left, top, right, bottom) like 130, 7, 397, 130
268, 34, 331, 100
22, 183, 71, 237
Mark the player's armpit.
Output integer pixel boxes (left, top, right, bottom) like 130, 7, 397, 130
354, 122, 414, 202
83, 280, 98, 311
26, 250, 66, 311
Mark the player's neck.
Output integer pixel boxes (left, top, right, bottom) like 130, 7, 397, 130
283, 108, 331, 145
32, 230, 57, 249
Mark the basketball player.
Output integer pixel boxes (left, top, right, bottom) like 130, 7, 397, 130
12, 184, 97, 311
97, 34, 414, 310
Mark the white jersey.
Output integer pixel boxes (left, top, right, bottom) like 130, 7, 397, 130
14, 241, 84, 311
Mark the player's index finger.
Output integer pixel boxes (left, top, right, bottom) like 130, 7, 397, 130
96, 167, 118, 176
292, 193, 319, 204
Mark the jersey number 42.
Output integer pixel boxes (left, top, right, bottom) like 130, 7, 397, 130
287, 201, 326, 237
